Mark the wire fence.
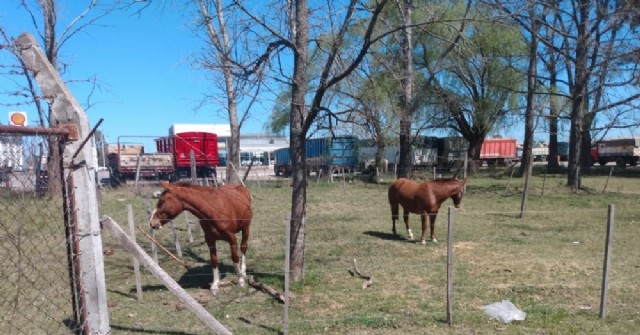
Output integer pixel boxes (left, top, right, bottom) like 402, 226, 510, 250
0, 129, 87, 335
98, 173, 640, 335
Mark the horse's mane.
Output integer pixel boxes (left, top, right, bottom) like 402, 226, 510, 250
432, 178, 459, 182
171, 181, 245, 190
173, 181, 197, 187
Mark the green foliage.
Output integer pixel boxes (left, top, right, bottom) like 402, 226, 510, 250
413, 2, 526, 140
266, 89, 291, 136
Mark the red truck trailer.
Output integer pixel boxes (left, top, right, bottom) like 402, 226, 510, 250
480, 138, 518, 166
155, 131, 220, 179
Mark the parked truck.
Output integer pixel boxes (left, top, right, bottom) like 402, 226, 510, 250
107, 144, 174, 183
274, 135, 359, 177
590, 137, 640, 167
155, 130, 220, 179
531, 142, 569, 162
480, 138, 518, 166
273, 147, 292, 177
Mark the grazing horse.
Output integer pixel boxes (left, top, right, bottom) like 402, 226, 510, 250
388, 178, 466, 244
149, 181, 252, 293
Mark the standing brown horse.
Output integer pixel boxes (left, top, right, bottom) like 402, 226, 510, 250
149, 181, 252, 293
388, 178, 466, 243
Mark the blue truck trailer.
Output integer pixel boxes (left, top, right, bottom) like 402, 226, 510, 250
273, 135, 359, 177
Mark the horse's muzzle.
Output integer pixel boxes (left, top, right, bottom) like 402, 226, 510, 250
149, 218, 162, 230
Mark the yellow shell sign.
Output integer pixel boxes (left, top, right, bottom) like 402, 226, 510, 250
9, 111, 27, 126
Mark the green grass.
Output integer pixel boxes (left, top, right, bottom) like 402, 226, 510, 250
3, 169, 640, 334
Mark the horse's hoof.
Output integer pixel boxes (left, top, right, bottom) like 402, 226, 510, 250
237, 278, 245, 287
431, 238, 438, 243
210, 288, 219, 296
421, 240, 426, 245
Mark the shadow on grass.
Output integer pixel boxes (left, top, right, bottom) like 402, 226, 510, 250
362, 230, 408, 242
63, 319, 194, 335
138, 263, 238, 291
110, 323, 197, 335
108, 288, 137, 300
238, 317, 283, 335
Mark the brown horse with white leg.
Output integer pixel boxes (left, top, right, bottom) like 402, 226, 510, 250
149, 181, 252, 294
388, 178, 465, 244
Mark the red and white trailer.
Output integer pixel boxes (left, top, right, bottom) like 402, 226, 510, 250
590, 137, 640, 167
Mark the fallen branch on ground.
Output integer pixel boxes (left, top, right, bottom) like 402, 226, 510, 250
349, 258, 373, 289
248, 276, 285, 303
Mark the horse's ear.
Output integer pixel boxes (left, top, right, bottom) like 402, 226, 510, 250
160, 180, 171, 189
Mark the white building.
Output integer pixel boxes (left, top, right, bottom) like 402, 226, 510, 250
168, 124, 288, 166
0, 135, 24, 171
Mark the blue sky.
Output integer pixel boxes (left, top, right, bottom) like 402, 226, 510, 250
0, 2, 272, 149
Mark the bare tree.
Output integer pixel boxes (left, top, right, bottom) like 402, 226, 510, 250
192, 0, 271, 183
231, 0, 389, 280
543, 0, 640, 187
2, 0, 136, 194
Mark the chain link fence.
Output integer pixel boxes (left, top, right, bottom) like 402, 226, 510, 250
0, 128, 85, 335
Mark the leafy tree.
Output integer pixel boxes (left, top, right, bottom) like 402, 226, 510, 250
416, 3, 526, 167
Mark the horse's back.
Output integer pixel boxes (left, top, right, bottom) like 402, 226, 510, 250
388, 178, 434, 213
388, 178, 420, 203
198, 184, 253, 231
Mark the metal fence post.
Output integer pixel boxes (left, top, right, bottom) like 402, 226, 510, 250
600, 204, 615, 319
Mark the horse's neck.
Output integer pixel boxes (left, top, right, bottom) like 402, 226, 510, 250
174, 186, 212, 219
434, 183, 461, 199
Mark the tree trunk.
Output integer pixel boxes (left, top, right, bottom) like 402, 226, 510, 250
520, 3, 538, 177
289, 0, 310, 281
567, 0, 589, 188
396, 0, 413, 179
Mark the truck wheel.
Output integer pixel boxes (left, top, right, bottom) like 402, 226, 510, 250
616, 158, 626, 167
598, 160, 607, 166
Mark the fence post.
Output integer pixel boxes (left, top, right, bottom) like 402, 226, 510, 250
283, 214, 292, 335
127, 204, 143, 301
190, 150, 197, 183
446, 206, 454, 327
170, 221, 182, 257
600, 204, 615, 319
15, 32, 110, 333
603, 167, 614, 193
102, 217, 232, 335
519, 154, 534, 219
143, 193, 158, 262
185, 213, 194, 243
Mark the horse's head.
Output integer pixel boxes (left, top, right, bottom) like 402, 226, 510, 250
450, 178, 466, 208
149, 181, 184, 229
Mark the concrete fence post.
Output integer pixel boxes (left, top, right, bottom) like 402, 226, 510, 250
15, 32, 110, 333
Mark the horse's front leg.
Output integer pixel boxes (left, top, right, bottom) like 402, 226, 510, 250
420, 214, 428, 244
403, 209, 414, 240
429, 213, 438, 242
200, 226, 222, 294
390, 204, 399, 235
208, 241, 221, 294
227, 234, 246, 287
